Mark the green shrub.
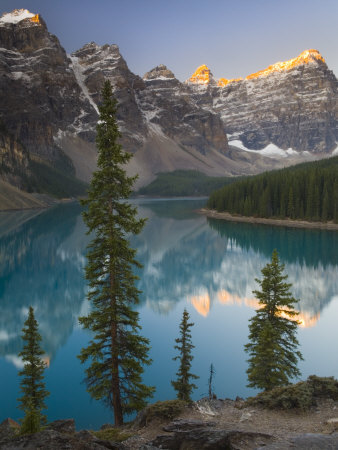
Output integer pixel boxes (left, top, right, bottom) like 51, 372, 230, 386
142, 400, 187, 424
307, 375, 338, 400
246, 376, 338, 411
92, 428, 132, 442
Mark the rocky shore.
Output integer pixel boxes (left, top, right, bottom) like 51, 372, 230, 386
200, 209, 338, 231
2, 396, 338, 449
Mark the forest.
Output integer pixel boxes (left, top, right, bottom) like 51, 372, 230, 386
137, 170, 239, 197
207, 156, 338, 222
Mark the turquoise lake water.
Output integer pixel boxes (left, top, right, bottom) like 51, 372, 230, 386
0, 198, 337, 429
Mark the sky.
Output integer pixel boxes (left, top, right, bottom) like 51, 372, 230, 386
1, 0, 337, 80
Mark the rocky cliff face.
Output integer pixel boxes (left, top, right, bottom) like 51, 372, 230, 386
0, 9, 337, 197
0, 124, 29, 188
0, 9, 96, 174
186, 50, 338, 155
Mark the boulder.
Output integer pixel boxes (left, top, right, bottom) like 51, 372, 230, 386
150, 427, 275, 449
0, 418, 20, 442
162, 418, 216, 432
46, 418, 76, 434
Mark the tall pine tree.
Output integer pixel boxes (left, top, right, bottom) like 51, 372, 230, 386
18, 306, 49, 434
245, 250, 303, 391
171, 309, 199, 402
78, 80, 154, 426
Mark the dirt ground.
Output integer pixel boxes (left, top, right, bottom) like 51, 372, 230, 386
123, 397, 338, 448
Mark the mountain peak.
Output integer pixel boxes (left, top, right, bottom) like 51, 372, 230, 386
0, 9, 40, 26
143, 64, 176, 81
245, 49, 326, 80
187, 64, 215, 85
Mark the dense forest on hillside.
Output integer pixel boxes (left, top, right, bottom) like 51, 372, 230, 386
137, 170, 239, 197
207, 156, 338, 222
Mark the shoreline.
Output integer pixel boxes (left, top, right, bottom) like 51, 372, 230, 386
200, 209, 338, 231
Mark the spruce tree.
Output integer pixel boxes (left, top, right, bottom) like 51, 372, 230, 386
78, 80, 154, 426
171, 309, 199, 402
18, 306, 49, 434
245, 249, 303, 391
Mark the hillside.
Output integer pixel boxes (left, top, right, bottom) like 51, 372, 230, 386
207, 156, 338, 223
0, 180, 47, 210
137, 170, 240, 197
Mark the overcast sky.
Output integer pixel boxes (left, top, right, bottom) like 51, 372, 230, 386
1, 0, 337, 80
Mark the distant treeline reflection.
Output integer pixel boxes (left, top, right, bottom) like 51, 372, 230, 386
208, 217, 337, 268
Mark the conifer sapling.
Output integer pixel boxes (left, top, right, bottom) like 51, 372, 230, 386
18, 306, 49, 434
172, 309, 199, 402
245, 249, 303, 391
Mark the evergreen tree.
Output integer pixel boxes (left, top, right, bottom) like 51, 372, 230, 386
244, 250, 303, 391
18, 306, 49, 434
171, 309, 199, 402
78, 80, 154, 426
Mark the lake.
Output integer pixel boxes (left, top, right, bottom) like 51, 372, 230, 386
0, 198, 337, 429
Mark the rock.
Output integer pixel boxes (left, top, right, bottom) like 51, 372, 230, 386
150, 428, 275, 450
258, 432, 338, 449
0, 418, 20, 442
195, 398, 224, 416
0, 428, 120, 449
46, 418, 76, 434
239, 411, 254, 422
162, 418, 216, 432
143, 65, 177, 81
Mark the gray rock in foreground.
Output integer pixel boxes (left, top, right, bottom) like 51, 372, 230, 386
258, 432, 338, 449
0, 418, 120, 450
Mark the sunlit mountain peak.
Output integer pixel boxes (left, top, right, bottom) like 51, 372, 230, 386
188, 49, 326, 87
0, 9, 40, 25
217, 77, 243, 87
188, 64, 214, 85
245, 49, 326, 80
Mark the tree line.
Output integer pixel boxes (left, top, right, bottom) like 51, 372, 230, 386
137, 170, 238, 197
207, 157, 338, 222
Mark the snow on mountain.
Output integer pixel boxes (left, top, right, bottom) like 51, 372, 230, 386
0, 9, 36, 25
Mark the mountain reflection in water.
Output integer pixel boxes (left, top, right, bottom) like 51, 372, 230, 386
0, 199, 337, 366
135, 200, 337, 328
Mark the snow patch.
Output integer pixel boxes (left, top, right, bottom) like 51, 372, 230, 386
69, 55, 99, 114
144, 76, 175, 81
332, 145, 338, 156
229, 139, 298, 159
0, 9, 34, 25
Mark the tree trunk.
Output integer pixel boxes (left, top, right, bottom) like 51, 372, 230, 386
110, 270, 123, 426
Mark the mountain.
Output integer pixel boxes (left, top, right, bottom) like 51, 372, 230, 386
186, 50, 338, 155
71, 45, 273, 188
0, 9, 337, 206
